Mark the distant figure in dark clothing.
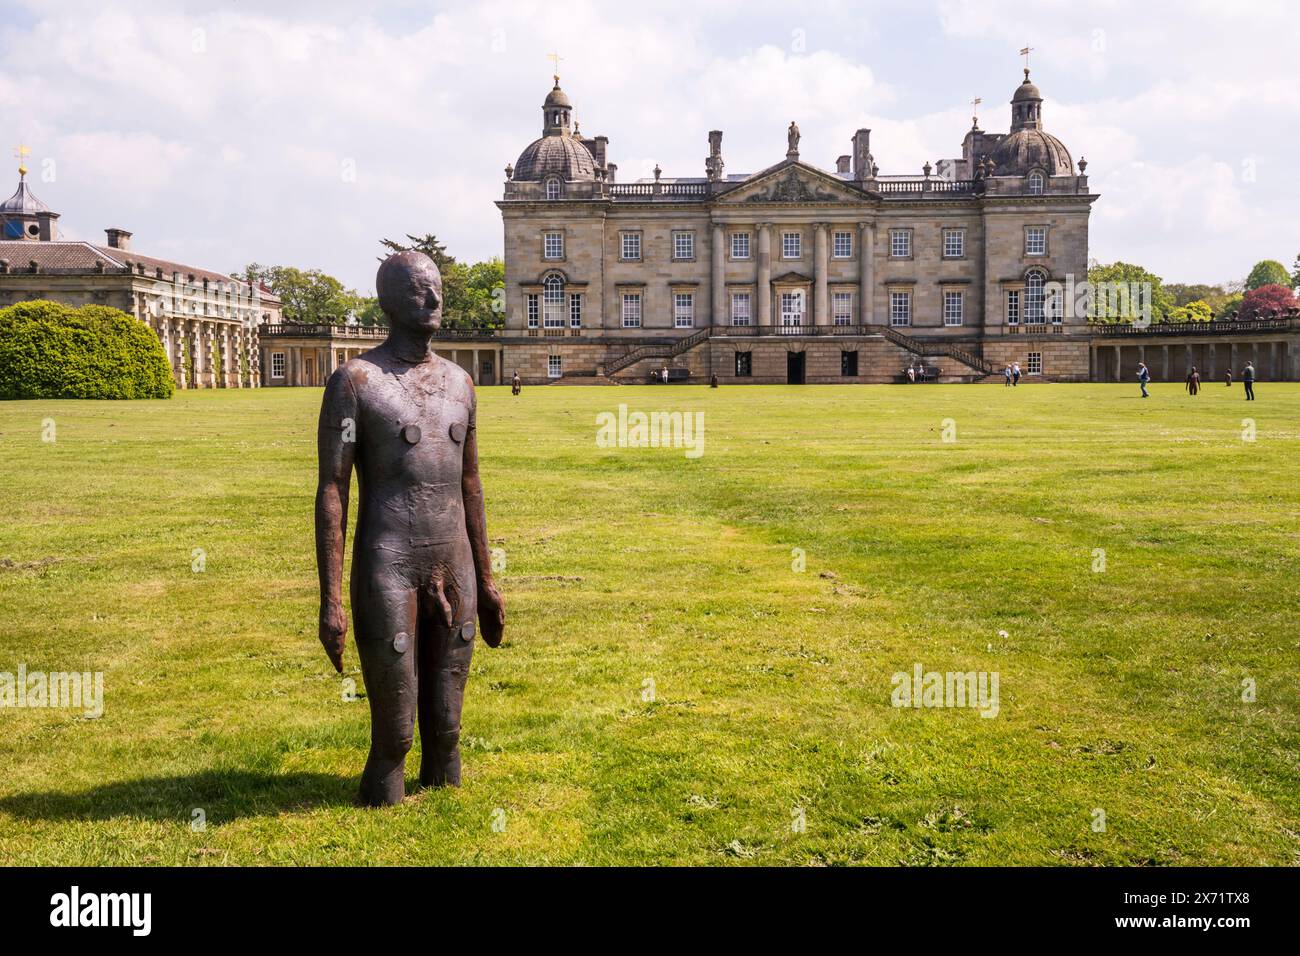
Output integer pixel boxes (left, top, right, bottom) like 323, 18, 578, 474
1242, 362, 1256, 401
1011, 362, 1021, 386
1003, 365, 1012, 387
1185, 366, 1200, 395
1137, 362, 1150, 398
710, 373, 718, 388
511, 372, 521, 396
1225, 369, 1233, 387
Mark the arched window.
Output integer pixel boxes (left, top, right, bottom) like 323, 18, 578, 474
1027, 171, 1045, 195
545, 178, 561, 200
543, 273, 565, 328
1025, 269, 1046, 324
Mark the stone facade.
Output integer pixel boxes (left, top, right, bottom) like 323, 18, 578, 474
484, 69, 1101, 384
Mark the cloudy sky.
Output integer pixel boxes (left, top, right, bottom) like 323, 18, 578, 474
1, 0, 1295, 292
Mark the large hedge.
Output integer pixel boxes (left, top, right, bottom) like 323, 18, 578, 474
0, 300, 174, 400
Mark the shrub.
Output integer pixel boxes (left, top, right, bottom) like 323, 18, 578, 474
0, 300, 174, 400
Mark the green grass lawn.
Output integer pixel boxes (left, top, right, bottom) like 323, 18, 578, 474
0, 381, 1296, 866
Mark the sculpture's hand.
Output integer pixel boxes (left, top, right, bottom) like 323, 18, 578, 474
478, 580, 505, 648
319, 601, 348, 673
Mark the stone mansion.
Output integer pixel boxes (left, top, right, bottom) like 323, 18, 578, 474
495, 67, 1098, 384
0, 161, 280, 388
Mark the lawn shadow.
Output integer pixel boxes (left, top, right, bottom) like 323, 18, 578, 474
0, 769, 359, 823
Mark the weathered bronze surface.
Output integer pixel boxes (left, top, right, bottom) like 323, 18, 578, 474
315, 251, 505, 806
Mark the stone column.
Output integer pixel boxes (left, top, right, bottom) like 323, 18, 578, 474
711, 223, 725, 327
813, 223, 829, 326
756, 223, 772, 328
1113, 345, 1121, 382
221, 325, 232, 387
858, 222, 874, 326
1162, 345, 1170, 380
1208, 344, 1217, 379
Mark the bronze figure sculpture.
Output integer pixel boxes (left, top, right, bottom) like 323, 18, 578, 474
315, 250, 505, 806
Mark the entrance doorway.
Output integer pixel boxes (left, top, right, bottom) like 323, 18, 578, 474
787, 351, 806, 384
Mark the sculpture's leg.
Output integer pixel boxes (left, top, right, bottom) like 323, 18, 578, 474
417, 587, 475, 788
353, 583, 419, 806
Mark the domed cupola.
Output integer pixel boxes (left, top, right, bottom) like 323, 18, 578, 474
1, 150, 57, 240
990, 69, 1074, 177
511, 77, 597, 183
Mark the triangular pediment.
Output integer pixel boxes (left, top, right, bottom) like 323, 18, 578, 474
717, 160, 867, 204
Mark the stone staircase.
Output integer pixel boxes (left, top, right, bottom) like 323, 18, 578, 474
881, 327, 996, 379
605, 326, 713, 375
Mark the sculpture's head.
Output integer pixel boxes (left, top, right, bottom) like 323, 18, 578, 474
377, 251, 442, 331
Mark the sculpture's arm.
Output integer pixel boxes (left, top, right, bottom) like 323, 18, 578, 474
315, 366, 358, 672
462, 387, 505, 647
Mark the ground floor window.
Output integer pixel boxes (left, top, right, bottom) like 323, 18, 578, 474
832, 292, 853, 325
735, 351, 752, 377
547, 355, 562, 379
943, 290, 964, 326
271, 352, 285, 379
841, 350, 858, 376
1026, 352, 1043, 375
674, 292, 694, 328
889, 291, 911, 326
621, 293, 641, 328
731, 292, 752, 326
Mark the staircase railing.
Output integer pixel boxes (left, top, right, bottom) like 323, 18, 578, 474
881, 326, 995, 376
606, 327, 712, 375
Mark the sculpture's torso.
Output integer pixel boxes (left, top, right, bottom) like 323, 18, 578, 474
342, 347, 475, 598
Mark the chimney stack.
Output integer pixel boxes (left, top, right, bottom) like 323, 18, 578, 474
851, 129, 872, 182
105, 228, 132, 250
836, 155, 850, 174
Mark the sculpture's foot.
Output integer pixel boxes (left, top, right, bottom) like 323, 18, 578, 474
419, 735, 462, 788
357, 756, 408, 806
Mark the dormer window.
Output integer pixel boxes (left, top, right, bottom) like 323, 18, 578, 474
545, 178, 561, 200
1027, 171, 1045, 195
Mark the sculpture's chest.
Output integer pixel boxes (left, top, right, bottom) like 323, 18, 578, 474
358, 366, 470, 477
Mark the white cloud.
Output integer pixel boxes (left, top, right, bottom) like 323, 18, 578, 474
2, 0, 1296, 290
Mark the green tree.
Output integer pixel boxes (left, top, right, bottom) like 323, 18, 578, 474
1245, 259, 1291, 291
379, 233, 454, 269
1291, 254, 1300, 289
354, 297, 386, 327
239, 265, 360, 324
1086, 261, 1174, 322
1164, 283, 1225, 307
1168, 299, 1214, 323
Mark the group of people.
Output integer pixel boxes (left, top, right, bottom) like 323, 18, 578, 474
1002, 362, 1022, 387
1137, 361, 1256, 400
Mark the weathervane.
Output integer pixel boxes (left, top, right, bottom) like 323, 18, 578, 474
970, 96, 982, 127
13, 143, 31, 177
547, 52, 563, 85
1019, 45, 1033, 75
